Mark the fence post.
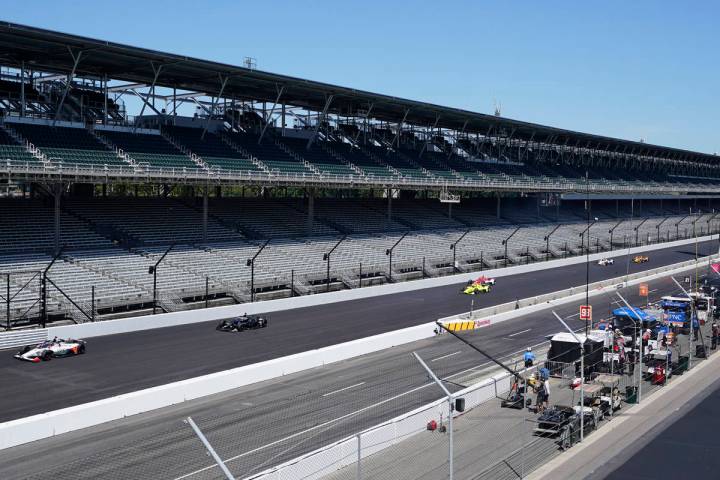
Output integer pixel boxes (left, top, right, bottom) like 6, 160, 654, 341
290, 269, 295, 296
91, 285, 95, 322
205, 277, 209, 308
358, 263, 362, 288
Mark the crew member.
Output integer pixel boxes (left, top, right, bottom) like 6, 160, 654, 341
524, 347, 536, 368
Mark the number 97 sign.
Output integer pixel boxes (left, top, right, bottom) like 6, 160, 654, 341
580, 305, 592, 321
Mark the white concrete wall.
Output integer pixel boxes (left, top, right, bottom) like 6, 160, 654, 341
47, 234, 716, 340
0, 322, 437, 451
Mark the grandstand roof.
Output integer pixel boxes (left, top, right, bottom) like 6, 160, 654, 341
0, 20, 715, 163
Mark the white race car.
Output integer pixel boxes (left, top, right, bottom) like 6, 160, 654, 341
473, 275, 496, 286
14, 338, 86, 363
597, 258, 615, 266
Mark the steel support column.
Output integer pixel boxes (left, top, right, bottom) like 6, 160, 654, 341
53, 48, 83, 126
202, 74, 231, 139
133, 62, 163, 133
352, 103, 374, 145
419, 114, 440, 158
258, 85, 285, 144
20, 61, 26, 118
307, 94, 334, 150
448, 120, 468, 159
103, 74, 108, 125
390, 109, 410, 148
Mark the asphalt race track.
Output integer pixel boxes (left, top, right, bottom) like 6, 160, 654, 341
0, 240, 715, 422
0, 262, 701, 480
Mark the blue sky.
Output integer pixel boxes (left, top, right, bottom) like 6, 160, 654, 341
4, 1, 718, 153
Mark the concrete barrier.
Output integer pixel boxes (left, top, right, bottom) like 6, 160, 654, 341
44, 234, 715, 340
0, 329, 47, 350
0, 321, 438, 451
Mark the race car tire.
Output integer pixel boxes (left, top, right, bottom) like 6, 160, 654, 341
78, 344, 86, 355
20, 345, 31, 354
42, 351, 52, 361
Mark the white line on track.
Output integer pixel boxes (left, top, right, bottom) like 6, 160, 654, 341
172, 342, 540, 480
430, 351, 462, 362
649, 288, 659, 293
565, 312, 581, 319
507, 328, 532, 337
322, 382, 365, 397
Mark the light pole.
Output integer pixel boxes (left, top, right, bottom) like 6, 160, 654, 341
148, 244, 174, 315
580, 217, 598, 334
633, 218, 649, 246
655, 216, 671, 243
551, 310, 584, 442
616, 292, 643, 404
246, 239, 270, 302
608, 219, 625, 251
544, 224, 561, 261
40, 246, 65, 328
323, 235, 347, 292
450, 228, 471, 273
705, 212, 718, 239
386, 232, 409, 282
672, 277, 696, 370
502, 226, 522, 268
674, 213, 692, 240
413, 352, 454, 480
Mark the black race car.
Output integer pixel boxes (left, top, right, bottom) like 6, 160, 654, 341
216, 314, 268, 332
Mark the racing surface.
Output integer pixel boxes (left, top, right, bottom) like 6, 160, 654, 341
0, 239, 715, 422
0, 266, 698, 480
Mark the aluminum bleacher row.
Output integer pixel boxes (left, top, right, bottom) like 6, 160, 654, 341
2, 119, 720, 190
0, 126, 41, 166
0, 196, 715, 324
10, 122, 128, 167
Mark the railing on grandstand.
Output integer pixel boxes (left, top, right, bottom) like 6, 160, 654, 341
3, 160, 720, 194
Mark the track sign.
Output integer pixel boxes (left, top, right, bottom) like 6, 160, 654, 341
639, 283, 649, 297
580, 305, 592, 321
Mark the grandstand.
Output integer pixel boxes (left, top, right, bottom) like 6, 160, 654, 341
0, 21, 718, 327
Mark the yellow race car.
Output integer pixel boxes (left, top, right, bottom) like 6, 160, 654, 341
632, 255, 649, 264
462, 281, 491, 295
